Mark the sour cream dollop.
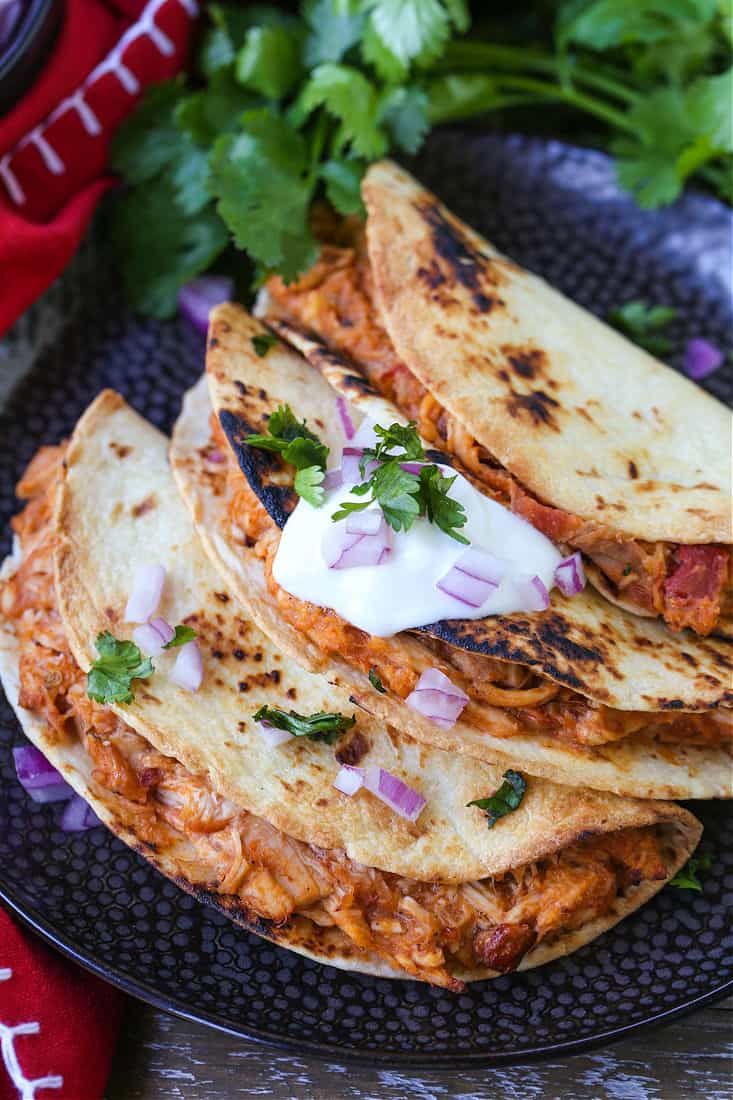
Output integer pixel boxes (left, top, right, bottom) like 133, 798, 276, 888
273, 464, 562, 638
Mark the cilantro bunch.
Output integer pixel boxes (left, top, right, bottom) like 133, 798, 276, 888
108, 0, 732, 318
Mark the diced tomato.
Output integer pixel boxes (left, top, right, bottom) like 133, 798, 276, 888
663, 545, 730, 635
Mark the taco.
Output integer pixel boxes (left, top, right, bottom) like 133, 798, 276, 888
261, 160, 732, 639
179, 304, 733, 800
0, 391, 701, 990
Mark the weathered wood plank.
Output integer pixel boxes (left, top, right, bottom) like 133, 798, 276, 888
106, 998, 733, 1100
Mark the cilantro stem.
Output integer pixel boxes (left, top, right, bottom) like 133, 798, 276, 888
307, 112, 330, 188
439, 42, 641, 105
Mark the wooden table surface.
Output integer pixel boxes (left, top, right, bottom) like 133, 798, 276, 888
106, 994, 733, 1099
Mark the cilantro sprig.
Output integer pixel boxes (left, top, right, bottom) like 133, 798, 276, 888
467, 770, 527, 829
87, 632, 155, 705
246, 403, 329, 506
253, 704, 356, 744
669, 851, 713, 892
608, 300, 677, 356
164, 625, 198, 649
108, 1, 732, 318
333, 421, 468, 543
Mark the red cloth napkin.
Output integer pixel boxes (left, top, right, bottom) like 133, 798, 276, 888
0, 0, 198, 336
0, 909, 123, 1100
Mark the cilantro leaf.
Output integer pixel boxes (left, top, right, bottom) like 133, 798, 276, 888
164, 625, 198, 649
608, 299, 677, 355
108, 175, 228, 318
294, 63, 388, 158
365, 0, 468, 67
110, 79, 186, 184
252, 332, 278, 357
319, 158, 366, 215
209, 109, 318, 279
669, 851, 713, 892
368, 667, 386, 692
378, 86, 430, 154
236, 25, 304, 99
360, 19, 408, 82
557, 0, 719, 52
467, 770, 527, 828
253, 704, 356, 743
294, 465, 326, 506
368, 421, 426, 462
303, 0, 366, 65
419, 466, 469, 543
175, 73, 260, 147
199, 4, 297, 78
246, 403, 329, 500
87, 632, 154, 705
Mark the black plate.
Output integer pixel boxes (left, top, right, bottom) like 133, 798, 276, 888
1, 133, 731, 1067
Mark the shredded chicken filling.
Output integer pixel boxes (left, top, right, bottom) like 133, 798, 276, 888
2, 444, 672, 991
214, 422, 731, 753
266, 215, 731, 637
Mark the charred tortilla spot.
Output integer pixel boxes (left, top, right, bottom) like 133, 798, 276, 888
502, 345, 547, 381
131, 494, 156, 518
208, 337, 219, 349
109, 442, 132, 459
219, 409, 296, 529
498, 369, 510, 384
628, 460, 639, 479
419, 202, 500, 314
287, 686, 297, 699
417, 261, 447, 290
659, 699, 685, 710
214, 592, 229, 603
335, 729, 369, 767
104, 606, 118, 622
233, 648, 245, 660
234, 381, 247, 396
238, 681, 250, 693
269, 669, 281, 684
506, 389, 560, 430
258, 388, 267, 401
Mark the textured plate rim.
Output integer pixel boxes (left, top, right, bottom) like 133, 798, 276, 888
1, 877, 731, 1069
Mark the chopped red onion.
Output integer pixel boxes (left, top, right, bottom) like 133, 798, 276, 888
125, 563, 166, 623
13, 745, 63, 790
345, 510, 383, 536
363, 766, 426, 822
333, 765, 364, 795
208, 449, 227, 464
515, 573, 550, 612
322, 514, 393, 569
399, 462, 425, 475
405, 668, 469, 730
13, 746, 75, 803
60, 794, 100, 832
322, 468, 344, 493
341, 447, 379, 485
336, 396, 355, 440
133, 616, 174, 657
437, 548, 507, 608
170, 640, 203, 692
684, 338, 724, 380
554, 552, 586, 597
178, 276, 234, 335
351, 419, 379, 449
257, 720, 292, 748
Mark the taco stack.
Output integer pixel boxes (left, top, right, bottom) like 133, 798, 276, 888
0, 392, 703, 990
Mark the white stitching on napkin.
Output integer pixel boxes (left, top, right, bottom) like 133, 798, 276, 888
0, 968, 63, 1100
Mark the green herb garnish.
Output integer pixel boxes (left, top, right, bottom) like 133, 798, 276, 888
669, 852, 713, 892
253, 704, 356, 744
252, 332, 278, 357
164, 625, 198, 649
368, 667, 386, 693
333, 420, 468, 542
87, 632, 154, 705
246, 403, 329, 506
608, 300, 677, 356
108, 2, 733, 319
467, 770, 527, 829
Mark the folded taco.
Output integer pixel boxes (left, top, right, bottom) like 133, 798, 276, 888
0, 391, 701, 990
261, 161, 732, 640
176, 304, 733, 800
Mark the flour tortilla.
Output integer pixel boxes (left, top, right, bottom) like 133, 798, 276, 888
0, 389, 705, 983
186, 306, 733, 799
362, 160, 732, 548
